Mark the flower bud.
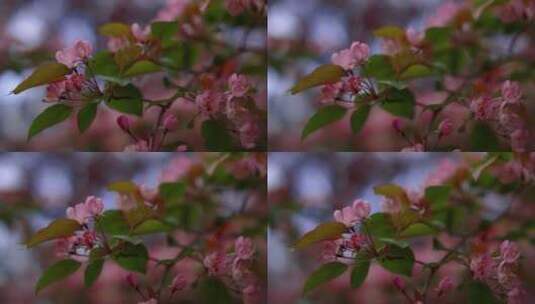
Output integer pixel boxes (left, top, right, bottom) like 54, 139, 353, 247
163, 113, 179, 130
117, 115, 132, 132
438, 119, 454, 137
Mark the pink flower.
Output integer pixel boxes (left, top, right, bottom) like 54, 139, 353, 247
507, 287, 526, 304
444, 75, 465, 91
160, 157, 195, 182
124, 140, 150, 152
331, 49, 354, 70
497, 261, 520, 290
427, 2, 463, 27
350, 42, 370, 64
401, 143, 424, 152
438, 118, 454, 137
117, 115, 133, 132
225, 0, 248, 16
228, 73, 250, 98
425, 159, 458, 187
393, 277, 405, 290
45, 80, 66, 102
499, 0, 525, 23
470, 254, 495, 281
239, 119, 260, 149
320, 241, 338, 262
406, 27, 424, 47
501, 80, 522, 104
235, 236, 255, 260
331, 41, 369, 70
496, 161, 523, 184
470, 96, 500, 120
163, 113, 179, 130
333, 199, 370, 227
320, 83, 342, 104
511, 129, 529, 153
55, 40, 93, 68
66, 196, 103, 224
341, 75, 361, 93
138, 299, 157, 304
196, 90, 224, 116
204, 252, 232, 276
242, 284, 262, 304
435, 276, 454, 297
139, 184, 158, 202
64, 74, 86, 92
131, 23, 151, 42
500, 241, 520, 264
170, 273, 187, 293
126, 273, 138, 287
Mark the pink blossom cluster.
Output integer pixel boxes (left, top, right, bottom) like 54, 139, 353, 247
470, 80, 530, 152
333, 199, 371, 227
494, 153, 535, 184
159, 156, 199, 183
196, 73, 262, 149
331, 41, 370, 70
55, 40, 93, 68
66, 196, 104, 224
203, 236, 261, 303
426, 1, 465, 27
225, 0, 266, 16
498, 0, 535, 23
469, 240, 525, 304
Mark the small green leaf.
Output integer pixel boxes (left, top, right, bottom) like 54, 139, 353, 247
84, 258, 104, 288
124, 60, 161, 77
107, 181, 138, 194
363, 55, 396, 81
377, 245, 414, 277
302, 105, 347, 140
373, 26, 406, 40
132, 219, 170, 235
99, 22, 132, 38
28, 104, 73, 140
201, 119, 234, 151
400, 64, 433, 79
115, 45, 142, 71
380, 88, 415, 119
425, 185, 451, 208
425, 27, 452, 50
112, 242, 148, 274
26, 218, 81, 248
36, 259, 81, 294
13, 62, 70, 94
304, 262, 348, 294
96, 210, 130, 236
197, 277, 232, 304
88, 51, 122, 84
400, 223, 437, 238
294, 222, 346, 250
159, 182, 186, 204
151, 21, 179, 40
107, 84, 143, 116
350, 105, 371, 134
77, 102, 98, 133
471, 122, 501, 151
365, 213, 396, 244
290, 64, 345, 95
350, 254, 371, 288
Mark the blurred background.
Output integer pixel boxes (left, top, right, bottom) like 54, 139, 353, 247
267, 152, 535, 303
268, 0, 448, 151
0, 152, 267, 303
0, 0, 267, 151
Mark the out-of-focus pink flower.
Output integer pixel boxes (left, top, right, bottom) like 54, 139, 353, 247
333, 199, 370, 227
163, 113, 179, 130
204, 252, 232, 276
170, 273, 187, 293
435, 276, 454, 297
331, 49, 354, 70
406, 27, 424, 47
470, 254, 495, 281
131, 23, 151, 42
124, 140, 150, 152
196, 90, 224, 116
45, 80, 66, 102
107, 37, 129, 52
139, 185, 158, 202
511, 129, 529, 153
320, 241, 338, 262
496, 161, 523, 184
176, 144, 188, 152
425, 159, 458, 187
242, 284, 262, 304
126, 273, 138, 287
499, 0, 525, 23
66, 196, 103, 224
160, 156, 194, 182
444, 75, 464, 92
117, 115, 133, 132
239, 119, 260, 149
501, 80, 522, 104
401, 143, 424, 152
235, 236, 255, 260
427, 2, 463, 27
342, 75, 361, 93
138, 299, 157, 304
438, 118, 454, 137
64, 74, 86, 92
470, 96, 500, 120
228, 73, 250, 98
156, 0, 189, 21
500, 241, 520, 264
393, 277, 405, 290
320, 83, 342, 104
350, 41, 370, 64
381, 198, 401, 214
55, 40, 93, 68
507, 287, 526, 304
225, 0, 248, 16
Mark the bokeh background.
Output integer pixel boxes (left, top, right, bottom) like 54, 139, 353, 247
267, 0, 534, 151
0, 152, 267, 303
267, 152, 535, 303
0, 0, 267, 151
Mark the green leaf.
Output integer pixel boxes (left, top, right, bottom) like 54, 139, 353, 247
472, 155, 499, 181
159, 182, 186, 204
107, 84, 143, 116
132, 219, 170, 235
350, 105, 371, 134
462, 280, 501, 304
374, 184, 409, 203
115, 45, 142, 71
201, 119, 234, 151
425, 27, 453, 50
302, 105, 347, 140
84, 258, 104, 288
380, 88, 415, 119
425, 185, 451, 208
26, 218, 81, 248
13, 62, 70, 94
197, 277, 232, 304
77, 102, 98, 133
96, 210, 130, 236
99, 22, 132, 38
377, 245, 414, 276
124, 60, 161, 77
88, 51, 123, 84
363, 55, 395, 81
365, 213, 396, 245
28, 104, 73, 140
294, 222, 346, 250
151, 21, 179, 41
107, 181, 138, 194
112, 242, 148, 274
400, 64, 433, 79
400, 223, 437, 238
471, 122, 500, 151
373, 26, 406, 40
350, 254, 371, 288
160, 42, 199, 70
304, 262, 348, 294
35, 259, 81, 294
290, 64, 345, 95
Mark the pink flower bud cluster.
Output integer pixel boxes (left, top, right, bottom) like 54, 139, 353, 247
66, 196, 104, 224
331, 41, 370, 70
333, 199, 370, 227
469, 240, 525, 303
55, 40, 93, 68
